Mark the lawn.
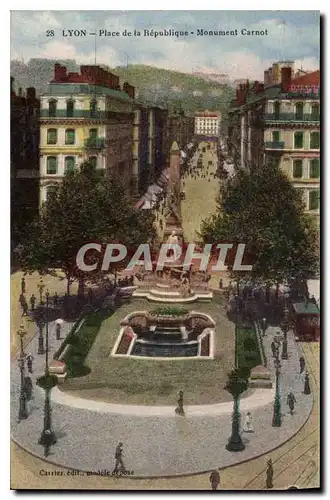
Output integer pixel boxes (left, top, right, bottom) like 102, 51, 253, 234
60, 295, 239, 405
235, 326, 262, 377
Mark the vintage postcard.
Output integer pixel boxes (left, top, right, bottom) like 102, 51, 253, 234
10, 10, 320, 491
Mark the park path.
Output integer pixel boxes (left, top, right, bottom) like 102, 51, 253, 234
11, 302, 313, 477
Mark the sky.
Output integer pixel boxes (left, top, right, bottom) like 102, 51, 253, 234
10, 10, 320, 80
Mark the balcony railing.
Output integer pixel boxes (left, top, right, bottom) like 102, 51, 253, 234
265, 113, 320, 122
84, 137, 105, 149
40, 109, 110, 119
264, 141, 285, 149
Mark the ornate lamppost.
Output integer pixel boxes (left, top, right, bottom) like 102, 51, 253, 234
17, 324, 28, 421
272, 342, 282, 427
37, 289, 57, 456
281, 307, 289, 360
37, 314, 45, 355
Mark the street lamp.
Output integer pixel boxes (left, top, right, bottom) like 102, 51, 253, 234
281, 307, 289, 360
17, 324, 28, 421
38, 289, 57, 456
37, 315, 45, 355
272, 344, 282, 427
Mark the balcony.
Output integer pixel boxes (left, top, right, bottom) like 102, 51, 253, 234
84, 137, 105, 149
264, 141, 285, 149
265, 113, 320, 123
40, 109, 110, 119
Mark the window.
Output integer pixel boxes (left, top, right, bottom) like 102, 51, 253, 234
46, 185, 58, 201
311, 103, 319, 120
66, 100, 74, 117
48, 99, 57, 117
89, 128, 98, 138
274, 102, 280, 118
309, 190, 320, 210
90, 100, 97, 117
310, 131, 320, 149
46, 156, 57, 174
293, 160, 303, 179
65, 156, 75, 173
65, 129, 75, 145
89, 156, 97, 168
295, 102, 304, 120
272, 131, 280, 143
294, 132, 304, 149
47, 128, 57, 145
310, 158, 320, 178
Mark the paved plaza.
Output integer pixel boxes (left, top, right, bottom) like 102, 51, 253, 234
11, 310, 313, 477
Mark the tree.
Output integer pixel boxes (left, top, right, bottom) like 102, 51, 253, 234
225, 368, 249, 452
199, 161, 319, 286
19, 163, 157, 294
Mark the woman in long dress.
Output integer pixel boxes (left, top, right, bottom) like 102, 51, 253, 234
243, 412, 254, 433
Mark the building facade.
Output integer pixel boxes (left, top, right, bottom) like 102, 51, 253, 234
168, 110, 195, 149
194, 111, 221, 137
11, 77, 40, 247
227, 66, 320, 222
39, 64, 136, 203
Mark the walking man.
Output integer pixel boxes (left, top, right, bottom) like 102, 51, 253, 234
30, 294, 36, 311
209, 469, 220, 490
21, 276, 26, 295
56, 323, 61, 340
26, 354, 34, 374
21, 299, 29, 317
271, 341, 276, 358
287, 392, 297, 415
299, 356, 306, 374
266, 458, 274, 489
113, 442, 125, 473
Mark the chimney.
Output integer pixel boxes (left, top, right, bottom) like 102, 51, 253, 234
26, 87, 36, 100
264, 70, 268, 85
281, 67, 292, 92
54, 63, 67, 81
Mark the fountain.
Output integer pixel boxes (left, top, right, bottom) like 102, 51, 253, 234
112, 308, 215, 358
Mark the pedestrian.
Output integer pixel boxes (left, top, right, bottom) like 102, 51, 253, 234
26, 354, 34, 373
21, 300, 29, 317
24, 376, 33, 401
56, 323, 61, 340
21, 276, 26, 295
113, 442, 125, 473
175, 390, 185, 416
261, 317, 267, 336
271, 341, 276, 358
243, 412, 254, 433
219, 278, 223, 289
53, 292, 59, 307
299, 356, 306, 374
30, 294, 36, 311
266, 459, 274, 489
304, 372, 311, 395
19, 293, 25, 307
287, 392, 296, 415
209, 469, 220, 490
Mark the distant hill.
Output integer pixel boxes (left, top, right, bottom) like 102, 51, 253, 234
10, 59, 234, 114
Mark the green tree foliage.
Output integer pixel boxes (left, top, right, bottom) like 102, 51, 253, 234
19, 162, 156, 292
199, 162, 319, 285
224, 368, 249, 399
